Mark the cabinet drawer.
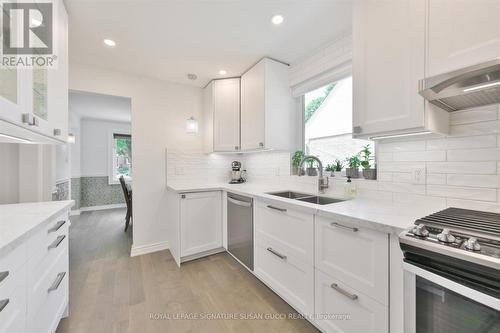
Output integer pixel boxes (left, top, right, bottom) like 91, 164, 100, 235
255, 201, 313, 263
315, 217, 389, 305
27, 215, 68, 267
27, 244, 68, 320
314, 269, 388, 333
0, 273, 26, 333
254, 240, 314, 315
0, 242, 27, 299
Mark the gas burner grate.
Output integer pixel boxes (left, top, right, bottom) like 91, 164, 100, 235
415, 207, 500, 236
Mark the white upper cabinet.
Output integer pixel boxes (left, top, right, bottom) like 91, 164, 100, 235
352, 0, 448, 139
241, 58, 296, 151
0, 0, 68, 144
204, 78, 240, 152
427, 0, 500, 77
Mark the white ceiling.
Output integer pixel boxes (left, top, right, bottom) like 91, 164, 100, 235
69, 90, 131, 123
65, 0, 352, 87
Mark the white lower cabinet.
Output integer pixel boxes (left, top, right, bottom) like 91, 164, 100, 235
180, 191, 222, 258
254, 201, 314, 316
314, 269, 388, 333
315, 217, 389, 305
0, 209, 70, 333
252, 199, 391, 332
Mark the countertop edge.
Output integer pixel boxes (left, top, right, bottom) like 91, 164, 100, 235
0, 200, 74, 257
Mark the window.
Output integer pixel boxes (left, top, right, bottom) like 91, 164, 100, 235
304, 76, 374, 168
112, 133, 132, 182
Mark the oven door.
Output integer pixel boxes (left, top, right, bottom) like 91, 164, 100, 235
404, 263, 500, 333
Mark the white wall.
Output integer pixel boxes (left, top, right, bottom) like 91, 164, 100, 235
80, 118, 131, 177
69, 63, 204, 252
0, 143, 19, 204
69, 112, 81, 178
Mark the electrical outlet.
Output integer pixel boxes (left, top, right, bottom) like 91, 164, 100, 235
411, 166, 426, 184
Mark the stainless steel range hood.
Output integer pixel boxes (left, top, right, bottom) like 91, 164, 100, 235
419, 58, 500, 112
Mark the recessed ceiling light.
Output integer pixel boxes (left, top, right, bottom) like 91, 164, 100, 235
271, 14, 284, 25
103, 39, 116, 47
219, 70, 227, 75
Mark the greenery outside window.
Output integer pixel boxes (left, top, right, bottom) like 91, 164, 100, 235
112, 133, 132, 182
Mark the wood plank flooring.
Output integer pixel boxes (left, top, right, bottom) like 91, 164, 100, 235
56, 209, 319, 333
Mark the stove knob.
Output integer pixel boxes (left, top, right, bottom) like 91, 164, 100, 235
437, 228, 456, 243
412, 224, 429, 238
464, 237, 481, 251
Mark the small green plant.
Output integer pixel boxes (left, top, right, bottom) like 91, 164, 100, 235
306, 157, 316, 168
292, 150, 305, 168
346, 155, 361, 169
325, 164, 335, 172
360, 144, 372, 169
333, 159, 344, 172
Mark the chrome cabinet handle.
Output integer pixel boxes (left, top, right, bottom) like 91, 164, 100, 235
53, 128, 61, 136
267, 205, 286, 212
0, 299, 9, 312
48, 235, 66, 250
353, 126, 362, 134
259, 142, 264, 147
22, 113, 39, 126
0, 271, 8, 284
267, 247, 287, 260
330, 222, 358, 232
48, 220, 66, 233
331, 283, 358, 300
48, 272, 66, 292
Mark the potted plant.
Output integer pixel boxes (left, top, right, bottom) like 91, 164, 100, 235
333, 159, 344, 177
306, 157, 318, 176
291, 150, 305, 175
360, 144, 377, 180
345, 155, 361, 178
325, 164, 335, 177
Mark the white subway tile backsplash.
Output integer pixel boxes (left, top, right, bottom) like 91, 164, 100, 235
378, 182, 426, 195
393, 150, 445, 162
449, 105, 498, 125
447, 198, 500, 213
392, 172, 412, 183
447, 174, 500, 188
447, 148, 500, 161
450, 120, 500, 136
378, 140, 426, 153
378, 161, 425, 173
426, 161, 497, 174
377, 152, 393, 162
377, 172, 393, 182
426, 135, 496, 150
427, 185, 496, 202
426, 174, 446, 185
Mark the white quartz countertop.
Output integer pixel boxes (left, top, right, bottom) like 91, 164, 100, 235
0, 200, 74, 256
167, 180, 437, 234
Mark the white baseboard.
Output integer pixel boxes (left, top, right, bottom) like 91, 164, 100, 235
130, 241, 169, 257
70, 210, 81, 216
78, 203, 126, 212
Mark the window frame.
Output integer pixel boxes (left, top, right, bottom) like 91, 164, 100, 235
108, 130, 132, 185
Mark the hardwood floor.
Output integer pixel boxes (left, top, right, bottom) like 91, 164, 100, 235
56, 209, 319, 333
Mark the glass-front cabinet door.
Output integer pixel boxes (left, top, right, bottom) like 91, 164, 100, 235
0, 68, 31, 124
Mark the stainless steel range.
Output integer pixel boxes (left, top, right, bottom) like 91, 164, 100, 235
399, 207, 500, 333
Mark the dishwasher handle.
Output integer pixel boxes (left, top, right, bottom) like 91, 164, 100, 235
227, 196, 252, 208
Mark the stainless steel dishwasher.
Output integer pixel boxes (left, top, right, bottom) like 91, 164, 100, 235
227, 193, 253, 271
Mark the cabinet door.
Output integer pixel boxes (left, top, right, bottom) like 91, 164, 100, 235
427, 0, 500, 77
213, 79, 240, 152
352, 0, 426, 137
0, 68, 32, 126
180, 191, 222, 257
241, 61, 265, 150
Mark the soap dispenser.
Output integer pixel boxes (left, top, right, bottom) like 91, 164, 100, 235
344, 176, 357, 199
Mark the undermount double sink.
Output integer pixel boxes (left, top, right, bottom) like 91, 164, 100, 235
267, 191, 345, 205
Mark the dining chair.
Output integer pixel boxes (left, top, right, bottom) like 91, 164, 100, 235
119, 176, 132, 232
